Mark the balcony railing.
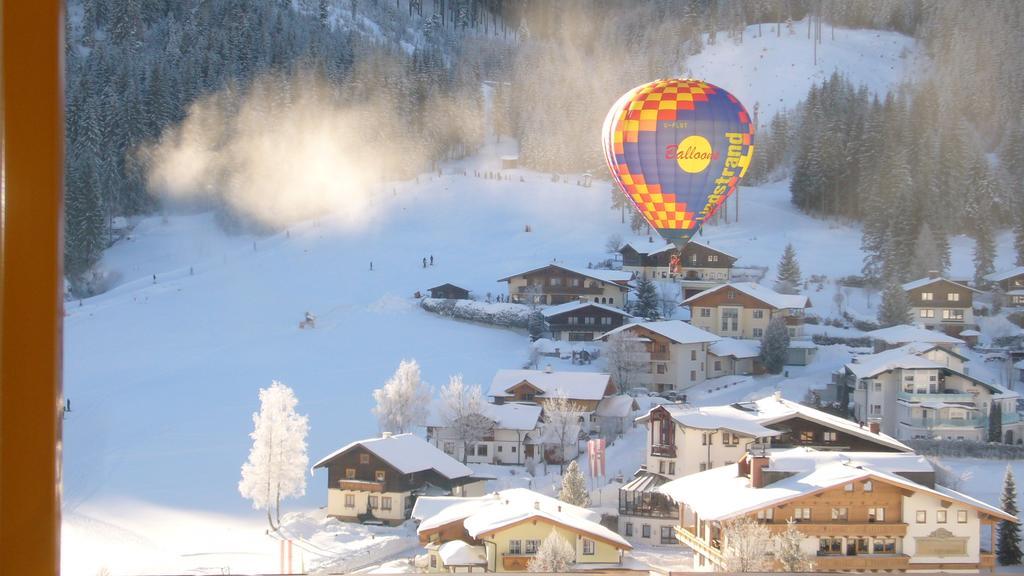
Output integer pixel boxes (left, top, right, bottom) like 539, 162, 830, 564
901, 417, 985, 428
651, 444, 676, 458
517, 285, 603, 295
674, 526, 725, 570
897, 391, 975, 403
813, 555, 910, 571
765, 523, 907, 537
338, 479, 385, 492
1004, 412, 1023, 425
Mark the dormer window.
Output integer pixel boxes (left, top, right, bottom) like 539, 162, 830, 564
375, 470, 386, 481
947, 292, 960, 302
921, 292, 934, 301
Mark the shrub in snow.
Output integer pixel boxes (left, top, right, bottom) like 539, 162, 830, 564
722, 515, 772, 572
239, 381, 309, 531
440, 375, 493, 464
999, 466, 1022, 565
420, 297, 530, 329
812, 334, 872, 348
558, 460, 590, 507
528, 310, 547, 341
372, 359, 431, 434
527, 530, 575, 573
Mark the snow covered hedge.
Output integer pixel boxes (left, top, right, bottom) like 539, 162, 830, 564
812, 334, 872, 348
909, 439, 1024, 459
420, 297, 530, 329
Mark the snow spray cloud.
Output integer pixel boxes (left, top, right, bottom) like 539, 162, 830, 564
146, 70, 431, 230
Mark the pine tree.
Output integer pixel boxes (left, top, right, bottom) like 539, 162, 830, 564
877, 281, 912, 327
998, 466, 1022, 565
528, 310, 546, 341
775, 243, 802, 294
759, 316, 789, 375
911, 223, 944, 280
975, 224, 996, 289
634, 277, 659, 320
1016, 217, 1024, 267
990, 402, 1003, 443
558, 460, 590, 507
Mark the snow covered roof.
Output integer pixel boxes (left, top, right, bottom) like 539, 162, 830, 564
541, 300, 634, 319
682, 282, 811, 310
438, 541, 486, 566
746, 395, 911, 452
901, 276, 980, 293
498, 264, 632, 286
709, 338, 760, 359
312, 433, 474, 480
425, 401, 542, 431
461, 501, 631, 549
865, 325, 964, 345
595, 395, 640, 418
636, 403, 781, 438
598, 320, 720, 345
844, 343, 946, 379
658, 447, 1014, 523
488, 369, 613, 401
620, 241, 676, 256
959, 329, 981, 337
984, 266, 1024, 283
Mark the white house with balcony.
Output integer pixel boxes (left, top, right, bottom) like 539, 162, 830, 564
844, 343, 1024, 443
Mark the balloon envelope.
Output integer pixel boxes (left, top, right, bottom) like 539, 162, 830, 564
602, 79, 755, 249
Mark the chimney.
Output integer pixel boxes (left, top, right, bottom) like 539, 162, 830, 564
869, 421, 881, 435
534, 501, 540, 510
773, 390, 782, 402
750, 455, 770, 488
558, 505, 562, 512
928, 270, 939, 279
737, 455, 751, 478
382, 431, 393, 439
544, 364, 553, 374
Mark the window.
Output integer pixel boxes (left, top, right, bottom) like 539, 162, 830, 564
443, 441, 456, 454
916, 510, 926, 523
600, 317, 612, 326
642, 524, 651, 538
792, 507, 811, 522
722, 432, 731, 445
359, 454, 370, 464
659, 460, 666, 474
700, 307, 711, 317
381, 496, 392, 510
549, 277, 561, 286
691, 350, 697, 361
345, 468, 356, 479
753, 309, 764, 319
699, 462, 707, 472
708, 255, 719, 262
702, 432, 710, 446
922, 292, 934, 301
958, 510, 968, 523
920, 309, 935, 318
668, 462, 675, 475
368, 495, 379, 508
873, 537, 896, 554
854, 537, 870, 554
625, 522, 633, 537
875, 381, 883, 392
937, 510, 947, 523
568, 316, 578, 325
819, 537, 843, 555
509, 540, 522, 555
525, 539, 540, 554
721, 307, 739, 332
870, 404, 882, 416
800, 431, 815, 443
844, 482, 853, 492
661, 525, 675, 543
477, 444, 488, 456
752, 328, 763, 337
375, 470, 386, 481
570, 278, 580, 287
864, 481, 873, 492
689, 370, 696, 381
947, 292, 960, 302
497, 445, 503, 452
942, 309, 965, 320
656, 364, 666, 374
868, 507, 885, 522
345, 494, 355, 508
582, 539, 595, 555
584, 316, 595, 325
608, 297, 614, 305
430, 554, 437, 568
824, 431, 837, 442
831, 507, 848, 521
714, 360, 722, 371
757, 508, 774, 521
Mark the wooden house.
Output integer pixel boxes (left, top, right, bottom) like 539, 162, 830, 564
901, 274, 980, 335
619, 241, 736, 298
429, 283, 471, 300
597, 320, 719, 392
684, 282, 811, 340
498, 264, 631, 308
984, 266, 1024, 307
541, 301, 634, 341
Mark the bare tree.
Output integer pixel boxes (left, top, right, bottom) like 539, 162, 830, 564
722, 515, 773, 572
542, 393, 584, 473
605, 233, 624, 254
440, 375, 494, 463
603, 331, 647, 393
658, 282, 681, 319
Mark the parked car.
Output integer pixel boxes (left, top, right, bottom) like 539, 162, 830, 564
626, 387, 650, 398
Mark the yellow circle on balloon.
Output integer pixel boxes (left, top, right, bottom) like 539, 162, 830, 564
676, 135, 714, 173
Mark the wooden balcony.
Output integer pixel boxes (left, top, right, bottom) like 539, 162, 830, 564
765, 522, 908, 537
981, 551, 996, 568
501, 555, 532, 571
813, 554, 910, 571
649, 351, 670, 361
651, 444, 676, 458
338, 479, 384, 492
674, 526, 725, 570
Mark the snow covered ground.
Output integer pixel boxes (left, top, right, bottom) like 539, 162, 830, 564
61, 23, 1024, 576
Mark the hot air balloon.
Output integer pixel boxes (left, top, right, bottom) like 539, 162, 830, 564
602, 79, 755, 249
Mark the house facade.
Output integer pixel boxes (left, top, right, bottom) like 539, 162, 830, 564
984, 266, 1024, 307
659, 448, 1014, 572
683, 282, 811, 340
598, 320, 719, 392
619, 241, 736, 298
864, 324, 965, 353
426, 403, 542, 466
901, 275, 979, 334
414, 488, 631, 572
541, 301, 633, 342
845, 344, 1024, 443
312, 433, 488, 525
499, 264, 631, 308
707, 338, 761, 378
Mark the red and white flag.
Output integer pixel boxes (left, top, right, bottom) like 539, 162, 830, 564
587, 438, 606, 478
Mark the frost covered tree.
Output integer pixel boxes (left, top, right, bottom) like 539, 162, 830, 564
528, 310, 547, 341
633, 277, 659, 320
974, 224, 996, 289
759, 316, 789, 375
542, 393, 583, 473
911, 223, 945, 280
559, 460, 590, 507
372, 359, 431, 434
239, 381, 310, 531
775, 243, 802, 294
775, 519, 811, 572
722, 515, 772, 572
877, 281, 911, 327
527, 530, 575, 572
603, 331, 647, 393
998, 466, 1022, 565
440, 375, 493, 464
